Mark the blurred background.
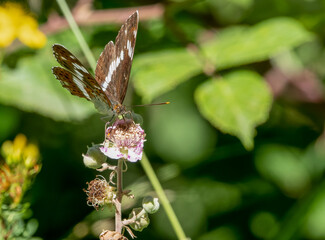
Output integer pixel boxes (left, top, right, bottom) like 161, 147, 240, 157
1, 0, 325, 239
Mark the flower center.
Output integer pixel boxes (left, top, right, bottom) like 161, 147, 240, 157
107, 119, 145, 149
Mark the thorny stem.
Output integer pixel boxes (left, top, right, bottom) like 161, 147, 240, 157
122, 208, 146, 226
115, 158, 124, 233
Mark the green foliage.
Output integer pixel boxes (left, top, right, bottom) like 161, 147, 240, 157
0, 204, 41, 240
255, 145, 311, 197
2, 0, 325, 239
201, 17, 314, 70
132, 49, 202, 103
195, 70, 272, 149
0, 33, 96, 121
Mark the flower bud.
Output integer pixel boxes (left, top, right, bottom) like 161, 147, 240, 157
129, 208, 150, 231
142, 196, 159, 214
83, 144, 107, 169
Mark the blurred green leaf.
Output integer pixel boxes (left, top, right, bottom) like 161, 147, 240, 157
23, 219, 39, 237
250, 212, 279, 239
0, 106, 19, 142
148, 78, 217, 167
132, 49, 202, 103
152, 191, 206, 239
303, 185, 325, 239
255, 144, 311, 197
201, 17, 314, 69
0, 38, 96, 121
198, 226, 240, 240
195, 70, 272, 150
206, 0, 254, 24
191, 179, 242, 216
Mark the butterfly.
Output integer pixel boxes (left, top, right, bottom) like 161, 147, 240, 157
52, 11, 139, 118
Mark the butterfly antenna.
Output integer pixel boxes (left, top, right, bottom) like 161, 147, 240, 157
132, 102, 170, 107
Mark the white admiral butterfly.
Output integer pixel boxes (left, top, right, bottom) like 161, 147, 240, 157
52, 11, 139, 117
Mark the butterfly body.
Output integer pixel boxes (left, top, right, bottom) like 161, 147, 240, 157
52, 11, 139, 117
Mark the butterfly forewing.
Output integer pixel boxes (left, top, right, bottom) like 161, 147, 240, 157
95, 11, 139, 104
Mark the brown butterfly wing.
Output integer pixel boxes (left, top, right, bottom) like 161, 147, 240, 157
52, 44, 113, 114
95, 11, 139, 105
52, 66, 91, 100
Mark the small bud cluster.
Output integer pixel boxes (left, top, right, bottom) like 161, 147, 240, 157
123, 197, 160, 232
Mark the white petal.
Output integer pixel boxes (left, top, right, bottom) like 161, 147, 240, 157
100, 146, 124, 159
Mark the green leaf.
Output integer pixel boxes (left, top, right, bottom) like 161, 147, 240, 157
201, 17, 314, 70
148, 79, 217, 167
195, 70, 272, 150
0, 106, 20, 142
198, 226, 239, 240
132, 49, 202, 103
206, 0, 254, 24
23, 219, 39, 237
0, 35, 96, 121
255, 145, 311, 197
303, 189, 325, 239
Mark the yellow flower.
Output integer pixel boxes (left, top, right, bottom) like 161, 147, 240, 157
0, 5, 16, 47
0, 134, 41, 206
0, 2, 46, 48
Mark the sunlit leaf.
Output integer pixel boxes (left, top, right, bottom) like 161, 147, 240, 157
132, 49, 202, 103
195, 70, 272, 150
201, 17, 314, 69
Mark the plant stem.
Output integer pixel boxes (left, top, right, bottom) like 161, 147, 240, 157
140, 153, 188, 240
115, 158, 124, 233
56, 0, 97, 72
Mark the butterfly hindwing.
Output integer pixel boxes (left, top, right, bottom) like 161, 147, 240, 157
52, 44, 113, 113
95, 11, 139, 104
52, 66, 90, 100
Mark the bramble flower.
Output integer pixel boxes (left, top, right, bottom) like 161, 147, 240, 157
83, 176, 116, 210
100, 119, 146, 162
0, 2, 46, 48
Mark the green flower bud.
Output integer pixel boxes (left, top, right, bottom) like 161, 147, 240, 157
83, 144, 107, 169
129, 208, 150, 231
142, 196, 159, 214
